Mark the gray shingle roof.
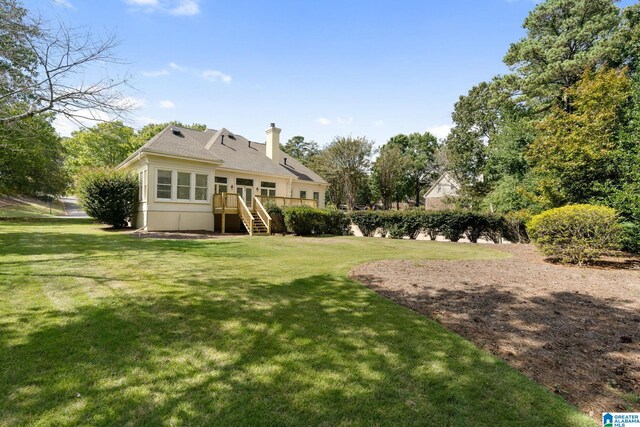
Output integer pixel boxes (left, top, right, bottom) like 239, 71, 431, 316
122, 126, 223, 164
121, 125, 328, 184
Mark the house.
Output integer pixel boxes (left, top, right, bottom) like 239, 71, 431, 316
423, 171, 460, 210
117, 123, 329, 234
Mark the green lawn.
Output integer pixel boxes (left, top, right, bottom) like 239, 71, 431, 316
0, 197, 65, 218
0, 218, 594, 426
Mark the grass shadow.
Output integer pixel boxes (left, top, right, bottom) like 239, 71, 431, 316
0, 273, 595, 426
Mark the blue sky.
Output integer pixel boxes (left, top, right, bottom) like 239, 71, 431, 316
23, 0, 635, 148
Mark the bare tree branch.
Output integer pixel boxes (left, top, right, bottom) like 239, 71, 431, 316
1, 10, 135, 124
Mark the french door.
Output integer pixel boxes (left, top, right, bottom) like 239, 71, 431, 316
237, 186, 253, 209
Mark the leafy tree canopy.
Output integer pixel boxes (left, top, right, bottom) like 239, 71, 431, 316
0, 113, 69, 196
62, 121, 138, 182
527, 67, 631, 206
504, 0, 621, 112
281, 136, 319, 166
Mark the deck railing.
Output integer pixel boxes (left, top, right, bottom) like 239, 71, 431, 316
253, 196, 272, 234
213, 193, 316, 234
237, 195, 254, 236
256, 195, 318, 208
212, 192, 239, 214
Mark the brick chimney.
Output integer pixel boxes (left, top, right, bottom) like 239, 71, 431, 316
265, 122, 281, 163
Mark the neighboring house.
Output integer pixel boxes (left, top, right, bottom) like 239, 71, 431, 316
117, 123, 329, 234
423, 171, 460, 210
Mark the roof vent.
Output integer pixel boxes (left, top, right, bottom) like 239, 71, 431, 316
284, 157, 287, 165
227, 132, 236, 140
171, 126, 182, 136
248, 140, 251, 148
270, 122, 276, 128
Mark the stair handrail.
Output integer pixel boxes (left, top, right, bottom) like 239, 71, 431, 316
253, 196, 272, 234
237, 194, 254, 236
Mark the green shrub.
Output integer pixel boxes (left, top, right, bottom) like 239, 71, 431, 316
438, 210, 469, 242
387, 223, 405, 239
77, 169, 138, 228
620, 222, 640, 253
502, 210, 531, 243
265, 202, 286, 234
527, 204, 621, 265
349, 211, 388, 237
321, 206, 351, 235
283, 206, 349, 236
349, 209, 515, 242
421, 211, 441, 240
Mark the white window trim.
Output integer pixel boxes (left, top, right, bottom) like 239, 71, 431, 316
154, 169, 210, 204
214, 176, 228, 194
138, 169, 148, 202
195, 173, 209, 201
260, 181, 277, 197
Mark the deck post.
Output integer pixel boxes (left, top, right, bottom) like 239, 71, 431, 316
221, 193, 226, 234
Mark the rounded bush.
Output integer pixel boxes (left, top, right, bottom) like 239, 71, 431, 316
77, 168, 138, 228
265, 202, 286, 234
527, 204, 621, 264
283, 206, 349, 236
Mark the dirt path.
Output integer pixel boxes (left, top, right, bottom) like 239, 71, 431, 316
350, 244, 640, 419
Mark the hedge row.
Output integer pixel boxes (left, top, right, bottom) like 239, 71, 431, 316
265, 204, 350, 236
348, 209, 528, 243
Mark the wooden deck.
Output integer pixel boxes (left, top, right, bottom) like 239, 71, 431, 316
212, 193, 318, 235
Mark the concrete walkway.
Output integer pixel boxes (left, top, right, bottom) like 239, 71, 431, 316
58, 196, 89, 218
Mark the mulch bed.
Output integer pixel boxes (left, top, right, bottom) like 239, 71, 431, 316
349, 244, 640, 419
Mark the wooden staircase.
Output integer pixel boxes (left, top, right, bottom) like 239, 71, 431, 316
213, 192, 272, 236
246, 211, 269, 235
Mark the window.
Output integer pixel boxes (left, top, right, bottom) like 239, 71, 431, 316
215, 176, 228, 193
236, 178, 254, 186
195, 174, 208, 201
156, 170, 209, 202
157, 170, 172, 199
138, 170, 147, 201
260, 181, 276, 197
300, 190, 307, 199
313, 192, 320, 203
177, 172, 191, 200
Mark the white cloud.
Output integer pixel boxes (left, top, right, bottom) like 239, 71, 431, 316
202, 70, 232, 83
127, 0, 158, 5
159, 100, 175, 109
142, 69, 169, 77
118, 96, 147, 109
52, 0, 74, 9
169, 0, 199, 16
427, 124, 452, 140
124, 0, 200, 16
53, 109, 112, 137
336, 116, 354, 125
169, 62, 184, 71
316, 116, 354, 126
373, 120, 385, 127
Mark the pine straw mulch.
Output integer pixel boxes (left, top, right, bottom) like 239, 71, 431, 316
349, 244, 640, 420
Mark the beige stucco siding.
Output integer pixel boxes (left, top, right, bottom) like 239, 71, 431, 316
142, 155, 217, 231
214, 168, 291, 198
291, 182, 327, 207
